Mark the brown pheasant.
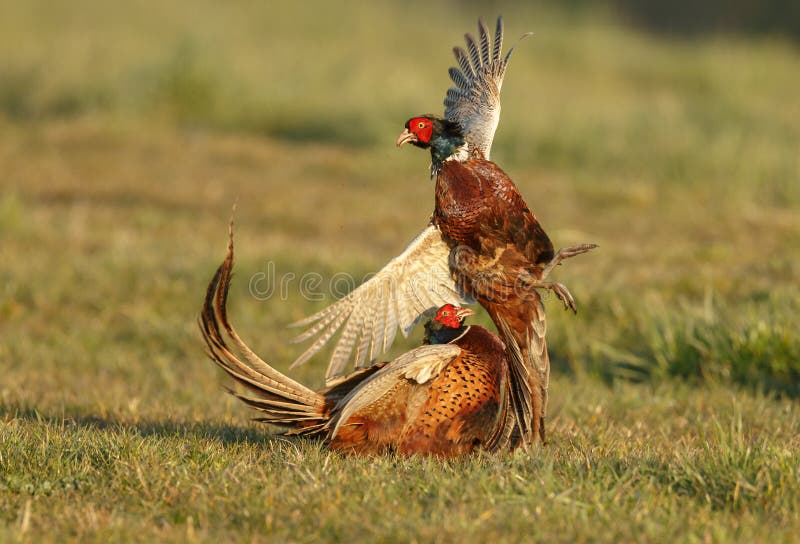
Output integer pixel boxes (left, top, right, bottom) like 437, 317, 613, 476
200, 228, 517, 457
396, 116, 596, 446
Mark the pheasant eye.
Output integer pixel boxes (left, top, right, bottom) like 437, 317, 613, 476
418, 122, 425, 129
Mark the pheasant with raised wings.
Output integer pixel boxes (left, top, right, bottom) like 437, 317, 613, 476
200, 229, 519, 456
291, 17, 595, 447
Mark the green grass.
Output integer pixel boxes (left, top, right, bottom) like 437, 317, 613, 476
3, 386, 799, 542
1, 1, 799, 542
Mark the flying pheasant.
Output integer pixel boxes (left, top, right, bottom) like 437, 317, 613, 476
290, 17, 596, 446
200, 229, 522, 456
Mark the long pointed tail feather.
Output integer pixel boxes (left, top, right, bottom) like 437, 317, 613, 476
495, 316, 537, 447
199, 222, 329, 434
491, 292, 549, 447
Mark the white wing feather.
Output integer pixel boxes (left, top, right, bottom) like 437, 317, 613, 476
290, 225, 473, 382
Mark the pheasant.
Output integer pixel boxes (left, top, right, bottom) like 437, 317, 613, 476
396, 115, 596, 446
290, 17, 595, 446
200, 228, 518, 456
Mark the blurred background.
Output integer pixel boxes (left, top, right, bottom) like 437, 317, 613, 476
1, 0, 799, 418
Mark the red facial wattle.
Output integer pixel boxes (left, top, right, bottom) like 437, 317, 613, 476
434, 304, 463, 329
408, 117, 433, 144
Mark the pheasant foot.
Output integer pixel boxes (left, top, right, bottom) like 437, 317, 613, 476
521, 279, 577, 313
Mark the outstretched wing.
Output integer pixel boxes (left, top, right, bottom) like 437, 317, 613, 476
290, 225, 474, 382
329, 344, 462, 438
444, 16, 531, 159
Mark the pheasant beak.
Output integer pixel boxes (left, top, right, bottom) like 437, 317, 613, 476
396, 128, 417, 147
455, 307, 475, 319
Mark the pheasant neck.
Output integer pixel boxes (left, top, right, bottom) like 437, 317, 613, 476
429, 131, 467, 177
426, 324, 470, 345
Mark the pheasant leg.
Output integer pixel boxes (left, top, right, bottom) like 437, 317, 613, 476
523, 243, 597, 313
540, 243, 598, 280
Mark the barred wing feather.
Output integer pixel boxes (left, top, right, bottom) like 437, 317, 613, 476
444, 16, 531, 159
290, 225, 473, 382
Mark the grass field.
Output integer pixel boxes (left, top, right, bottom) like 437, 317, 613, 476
2, 1, 800, 542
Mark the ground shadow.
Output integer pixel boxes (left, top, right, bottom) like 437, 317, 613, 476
0, 403, 300, 448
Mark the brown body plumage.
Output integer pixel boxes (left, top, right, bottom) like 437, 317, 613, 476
200, 229, 516, 457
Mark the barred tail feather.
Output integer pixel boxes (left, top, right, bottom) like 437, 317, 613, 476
493, 298, 549, 447
199, 222, 329, 435
495, 317, 537, 447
